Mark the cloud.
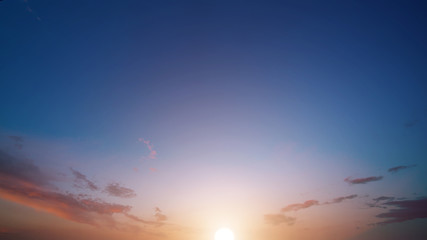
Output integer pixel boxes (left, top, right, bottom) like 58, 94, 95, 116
367, 196, 396, 208
154, 207, 167, 222
404, 120, 418, 128
0, 150, 160, 229
344, 176, 383, 185
264, 214, 296, 226
324, 194, 358, 204
0, 150, 52, 187
376, 198, 427, 224
373, 196, 395, 202
123, 213, 158, 225
138, 138, 157, 159
0, 176, 131, 227
388, 165, 416, 174
104, 183, 136, 198
281, 200, 319, 212
70, 168, 99, 191
8, 136, 23, 142
268, 195, 358, 227
8, 135, 23, 150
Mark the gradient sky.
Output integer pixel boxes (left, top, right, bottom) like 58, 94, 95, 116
1, 1, 427, 240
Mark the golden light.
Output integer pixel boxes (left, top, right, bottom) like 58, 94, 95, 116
214, 228, 234, 240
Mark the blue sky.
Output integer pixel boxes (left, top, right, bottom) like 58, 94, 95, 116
1, 1, 427, 240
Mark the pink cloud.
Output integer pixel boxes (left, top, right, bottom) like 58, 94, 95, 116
138, 138, 157, 160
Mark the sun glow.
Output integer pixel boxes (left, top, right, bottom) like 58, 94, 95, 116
214, 228, 234, 240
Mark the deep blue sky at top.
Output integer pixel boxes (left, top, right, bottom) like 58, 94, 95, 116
1, 1, 427, 168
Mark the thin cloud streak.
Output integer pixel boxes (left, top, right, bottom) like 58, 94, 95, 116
267, 194, 359, 227
344, 176, 383, 185
324, 194, 358, 204
388, 165, 416, 174
70, 168, 99, 191
104, 183, 136, 198
281, 200, 319, 212
373, 196, 395, 202
264, 214, 296, 226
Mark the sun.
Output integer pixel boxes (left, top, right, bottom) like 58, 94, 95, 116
214, 228, 234, 240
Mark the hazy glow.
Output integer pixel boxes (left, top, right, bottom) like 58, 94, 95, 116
215, 228, 234, 240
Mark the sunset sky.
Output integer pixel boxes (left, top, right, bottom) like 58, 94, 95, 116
1, 1, 427, 240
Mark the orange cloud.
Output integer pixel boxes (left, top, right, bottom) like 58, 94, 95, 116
264, 214, 296, 225
0, 150, 163, 230
281, 200, 319, 212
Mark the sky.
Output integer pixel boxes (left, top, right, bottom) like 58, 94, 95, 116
1, 0, 427, 240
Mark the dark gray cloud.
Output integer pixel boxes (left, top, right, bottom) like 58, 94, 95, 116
104, 183, 136, 198
8, 136, 23, 142
373, 196, 395, 202
376, 198, 427, 224
404, 120, 418, 128
0, 150, 52, 186
264, 214, 296, 226
344, 176, 383, 184
388, 165, 416, 174
70, 168, 99, 191
367, 196, 396, 209
8, 136, 23, 150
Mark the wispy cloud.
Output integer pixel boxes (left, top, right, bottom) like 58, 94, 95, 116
367, 196, 396, 208
388, 165, 416, 174
8, 135, 24, 150
404, 120, 419, 128
70, 168, 99, 191
104, 183, 136, 198
376, 198, 427, 224
0, 176, 130, 227
138, 138, 157, 160
264, 214, 296, 226
281, 200, 319, 212
154, 207, 168, 222
373, 196, 395, 202
0, 150, 52, 187
266, 194, 360, 227
344, 176, 383, 185
0, 150, 161, 229
324, 194, 358, 204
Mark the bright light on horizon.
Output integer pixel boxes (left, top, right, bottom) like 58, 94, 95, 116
215, 228, 234, 240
